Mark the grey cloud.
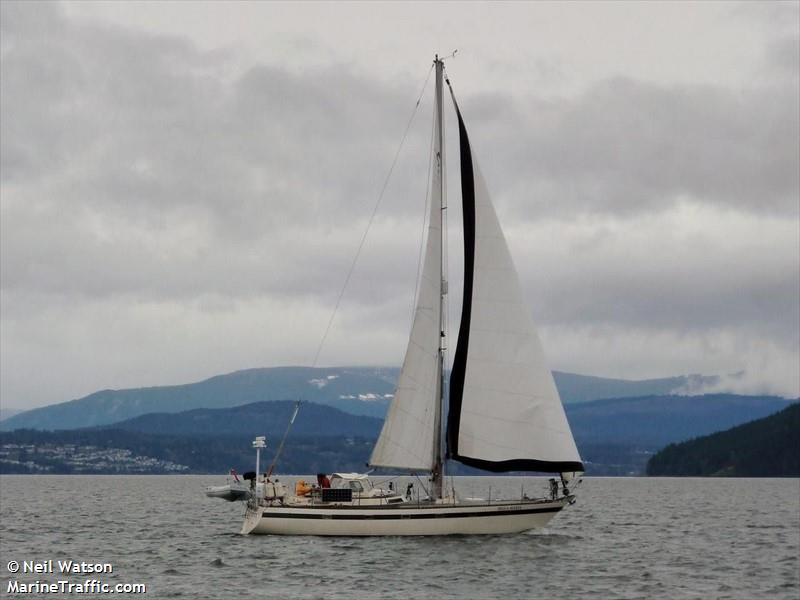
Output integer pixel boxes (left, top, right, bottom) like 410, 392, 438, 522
5, 1, 795, 308
2, 2, 798, 406
532, 233, 798, 341
463, 77, 799, 219
767, 34, 800, 78
1, 0, 434, 306
1, 1, 430, 233
502, 206, 800, 347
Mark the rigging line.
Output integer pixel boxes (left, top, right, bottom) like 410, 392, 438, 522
266, 399, 301, 478
310, 63, 435, 370
413, 472, 431, 498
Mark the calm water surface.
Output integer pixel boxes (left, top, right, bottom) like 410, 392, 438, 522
1, 476, 797, 599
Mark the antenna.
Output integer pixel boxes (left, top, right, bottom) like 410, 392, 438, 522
434, 50, 457, 65
252, 436, 266, 496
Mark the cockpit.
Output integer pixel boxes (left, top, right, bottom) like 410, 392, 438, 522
328, 473, 373, 495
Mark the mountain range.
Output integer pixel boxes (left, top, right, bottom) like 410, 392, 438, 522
3, 394, 793, 476
99, 394, 793, 451
101, 400, 382, 438
4, 366, 794, 476
1, 366, 722, 431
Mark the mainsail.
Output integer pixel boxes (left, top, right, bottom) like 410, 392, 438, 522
368, 70, 445, 471
447, 91, 584, 474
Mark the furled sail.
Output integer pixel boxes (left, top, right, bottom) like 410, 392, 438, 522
447, 94, 584, 473
369, 92, 444, 472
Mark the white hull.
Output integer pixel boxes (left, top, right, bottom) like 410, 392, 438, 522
242, 498, 569, 536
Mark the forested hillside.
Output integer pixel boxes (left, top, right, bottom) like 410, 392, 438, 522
647, 403, 799, 476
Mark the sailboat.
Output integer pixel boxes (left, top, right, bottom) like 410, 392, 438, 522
241, 55, 583, 536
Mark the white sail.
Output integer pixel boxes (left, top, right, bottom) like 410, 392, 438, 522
369, 87, 443, 471
448, 103, 583, 473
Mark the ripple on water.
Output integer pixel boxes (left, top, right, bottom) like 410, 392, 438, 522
1, 476, 798, 600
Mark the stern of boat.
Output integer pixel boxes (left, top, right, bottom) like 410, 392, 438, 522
240, 505, 262, 535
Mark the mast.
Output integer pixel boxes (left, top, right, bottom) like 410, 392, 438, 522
368, 55, 452, 486
431, 55, 446, 500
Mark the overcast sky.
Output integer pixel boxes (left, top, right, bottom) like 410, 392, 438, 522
2, 1, 798, 410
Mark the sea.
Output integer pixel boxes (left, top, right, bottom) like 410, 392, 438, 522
0, 475, 797, 599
